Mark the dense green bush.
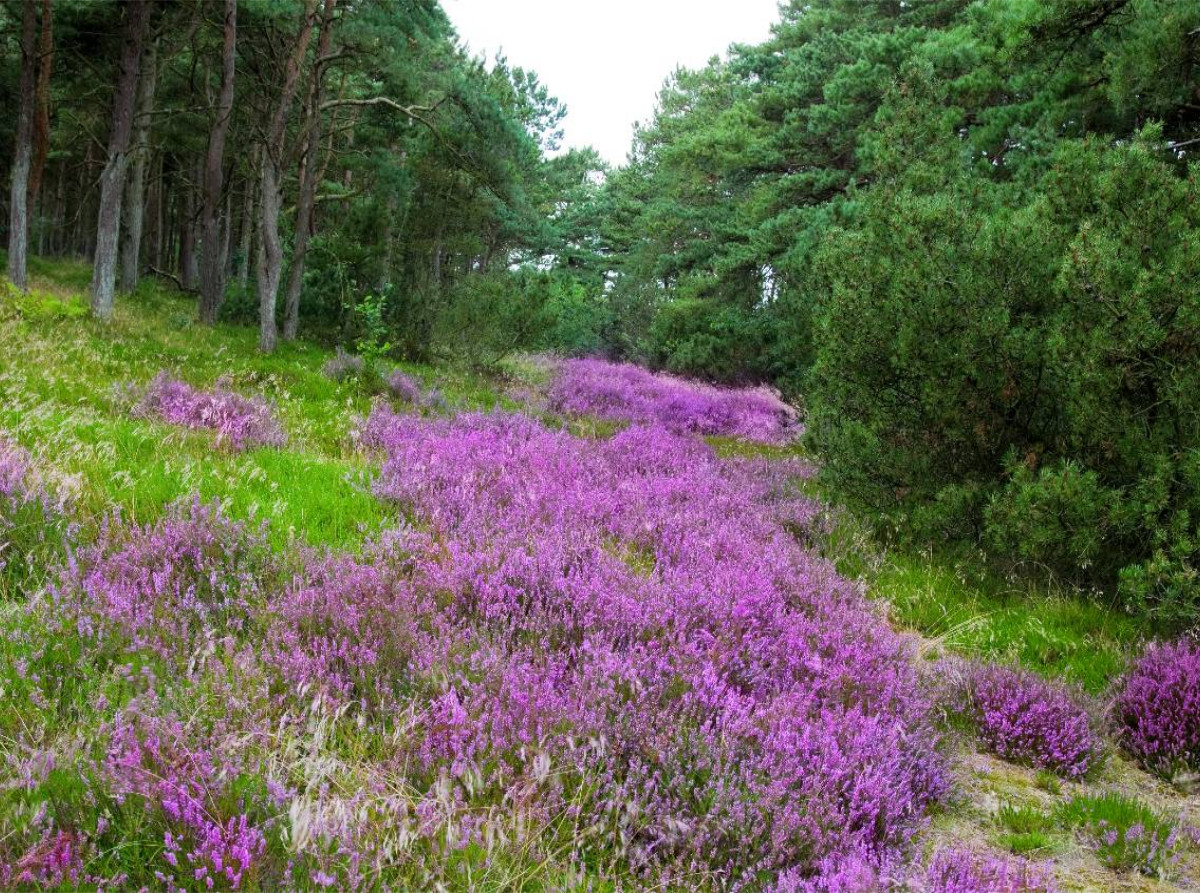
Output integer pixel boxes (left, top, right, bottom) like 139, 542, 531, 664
984, 460, 1110, 577
809, 129, 1200, 625
596, 279, 663, 364
432, 269, 557, 369
541, 278, 610, 357
646, 299, 776, 384
548, 0, 1200, 625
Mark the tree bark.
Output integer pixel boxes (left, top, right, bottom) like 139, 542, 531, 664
221, 189, 233, 279
89, 0, 152, 320
180, 162, 199, 289
119, 38, 158, 294
257, 0, 318, 352
73, 142, 93, 256
150, 151, 164, 268
163, 184, 175, 270
283, 0, 337, 341
28, 0, 53, 203
237, 163, 255, 288
198, 0, 237, 324
256, 159, 284, 351
49, 165, 64, 255
6, 0, 38, 291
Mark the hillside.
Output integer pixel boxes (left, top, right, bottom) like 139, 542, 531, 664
0, 261, 1196, 890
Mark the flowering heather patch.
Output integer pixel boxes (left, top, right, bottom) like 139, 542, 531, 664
322, 347, 366, 382
104, 705, 267, 891
0, 437, 70, 596
963, 664, 1100, 778
549, 357, 797, 442
0, 830, 93, 889
1115, 640, 1200, 779
387, 369, 423, 403
925, 848, 1059, 892
362, 407, 946, 882
723, 455, 825, 535
47, 498, 274, 662
131, 373, 286, 451
774, 852, 891, 891
264, 535, 431, 710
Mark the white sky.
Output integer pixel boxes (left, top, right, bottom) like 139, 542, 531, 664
444, 1, 783, 165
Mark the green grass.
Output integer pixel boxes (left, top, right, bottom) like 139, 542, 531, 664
780, 478, 1151, 693
873, 550, 1147, 694
706, 436, 809, 461
1054, 792, 1180, 877
1034, 770, 1062, 795
0, 258, 510, 551
995, 803, 1058, 857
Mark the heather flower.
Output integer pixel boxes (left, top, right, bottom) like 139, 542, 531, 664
722, 455, 825, 536
1115, 640, 1200, 780
264, 537, 431, 710
549, 357, 797, 442
773, 851, 890, 891
1, 829, 88, 889
361, 407, 946, 882
963, 664, 1100, 778
925, 848, 1058, 892
47, 497, 274, 662
420, 387, 447, 411
0, 437, 71, 596
131, 373, 286, 451
105, 705, 266, 890
322, 347, 366, 382
387, 370, 423, 403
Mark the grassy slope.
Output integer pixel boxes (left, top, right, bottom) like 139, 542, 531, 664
713, 435, 1149, 697
2, 259, 1196, 889
715, 401, 1198, 888
0, 258, 515, 553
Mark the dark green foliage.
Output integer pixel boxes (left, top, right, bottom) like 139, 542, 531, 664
575, 0, 1200, 626
8, 0, 1200, 628
647, 300, 776, 384
984, 460, 1110, 575
542, 278, 610, 358
810, 129, 1200, 624
432, 270, 557, 369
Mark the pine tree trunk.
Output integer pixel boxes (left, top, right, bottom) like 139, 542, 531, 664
89, 0, 151, 320
6, 0, 38, 291
380, 193, 397, 291
50, 165, 64, 255
28, 0, 53, 204
73, 144, 92, 257
281, 152, 313, 340
257, 0, 318, 352
256, 157, 284, 352
283, 0, 337, 341
164, 186, 176, 272
150, 152, 164, 268
237, 165, 254, 288
179, 174, 197, 288
119, 38, 157, 294
198, 0, 237, 324
221, 190, 233, 279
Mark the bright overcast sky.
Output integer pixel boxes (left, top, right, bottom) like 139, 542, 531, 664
444, 0, 783, 166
